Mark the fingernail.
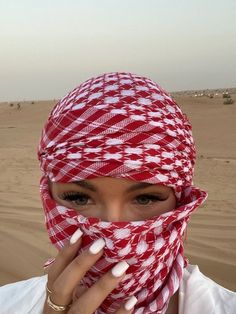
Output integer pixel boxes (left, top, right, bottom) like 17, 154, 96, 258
70, 229, 83, 244
89, 238, 105, 254
111, 261, 129, 278
124, 296, 138, 311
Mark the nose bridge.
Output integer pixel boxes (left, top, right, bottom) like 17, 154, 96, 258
102, 198, 124, 222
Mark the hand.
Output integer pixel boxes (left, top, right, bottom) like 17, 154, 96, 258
43, 229, 137, 314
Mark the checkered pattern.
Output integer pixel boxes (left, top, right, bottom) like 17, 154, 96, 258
38, 72, 207, 313
38, 72, 195, 198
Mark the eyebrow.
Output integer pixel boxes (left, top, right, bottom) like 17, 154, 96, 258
73, 180, 154, 193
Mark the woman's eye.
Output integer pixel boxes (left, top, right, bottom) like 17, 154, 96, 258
61, 192, 90, 206
135, 194, 165, 205
60, 192, 166, 207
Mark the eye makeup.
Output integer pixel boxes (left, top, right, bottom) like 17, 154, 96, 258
60, 191, 168, 207
61, 191, 90, 206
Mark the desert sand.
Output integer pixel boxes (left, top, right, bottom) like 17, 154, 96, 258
0, 93, 236, 291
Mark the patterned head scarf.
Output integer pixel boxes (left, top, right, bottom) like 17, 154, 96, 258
38, 72, 207, 314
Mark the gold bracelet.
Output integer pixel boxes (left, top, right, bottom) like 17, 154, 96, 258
46, 284, 52, 294
47, 295, 68, 312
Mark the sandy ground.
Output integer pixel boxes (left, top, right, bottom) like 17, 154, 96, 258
0, 94, 236, 291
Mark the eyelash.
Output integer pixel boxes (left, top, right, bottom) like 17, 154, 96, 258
61, 192, 166, 206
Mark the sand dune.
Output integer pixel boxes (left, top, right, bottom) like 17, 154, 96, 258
0, 94, 236, 291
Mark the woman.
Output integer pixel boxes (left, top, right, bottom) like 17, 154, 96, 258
0, 72, 235, 314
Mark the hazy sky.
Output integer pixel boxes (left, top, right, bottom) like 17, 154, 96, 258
1, 0, 236, 101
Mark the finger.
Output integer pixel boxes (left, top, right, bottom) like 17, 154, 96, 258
69, 261, 129, 314
51, 238, 106, 306
47, 229, 83, 288
115, 296, 138, 314
72, 285, 87, 302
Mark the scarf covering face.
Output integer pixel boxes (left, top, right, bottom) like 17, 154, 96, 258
38, 72, 207, 314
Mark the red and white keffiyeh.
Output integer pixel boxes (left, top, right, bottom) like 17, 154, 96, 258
38, 72, 207, 314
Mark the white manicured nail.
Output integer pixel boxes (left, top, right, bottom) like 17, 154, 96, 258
70, 229, 83, 244
89, 238, 105, 254
111, 261, 129, 278
124, 296, 138, 311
